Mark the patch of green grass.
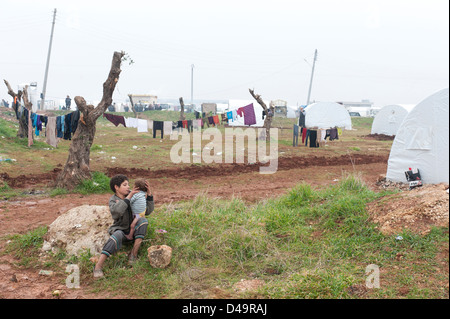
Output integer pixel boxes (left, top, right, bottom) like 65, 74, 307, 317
4, 226, 48, 267
74, 171, 110, 195
8, 173, 448, 299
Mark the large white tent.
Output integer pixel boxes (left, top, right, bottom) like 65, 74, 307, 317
386, 88, 449, 184
304, 102, 352, 130
371, 104, 415, 136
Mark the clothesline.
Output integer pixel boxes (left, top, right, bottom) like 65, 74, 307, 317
293, 124, 343, 148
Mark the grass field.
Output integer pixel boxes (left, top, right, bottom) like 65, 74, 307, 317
1, 108, 448, 299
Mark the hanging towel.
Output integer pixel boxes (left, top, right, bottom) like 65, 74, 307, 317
45, 117, 58, 148
163, 121, 172, 136
237, 107, 244, 117
103, 112, 126, 127
125, 117, 138, 128
243, 103, 256, 126
137, 119, 148, 133
147, 120, 153, 131
227, 111, 233, 121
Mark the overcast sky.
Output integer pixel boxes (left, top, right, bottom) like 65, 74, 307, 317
1, 0, 448, 107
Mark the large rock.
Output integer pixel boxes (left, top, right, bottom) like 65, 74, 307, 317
147, 245, 172, 268
43, 205, 112, 257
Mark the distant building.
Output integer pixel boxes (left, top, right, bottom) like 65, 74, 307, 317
272, 99, 288, 117
336, 99, 374, 117
128, 94, 158, 111
201, 103, 217, 115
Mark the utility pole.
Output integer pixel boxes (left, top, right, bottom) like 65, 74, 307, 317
190, 64, 194, 107
40, 8, 57, 110
306, 49, 317, 106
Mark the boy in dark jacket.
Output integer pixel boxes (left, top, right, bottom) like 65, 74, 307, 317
94, 174, 154, 278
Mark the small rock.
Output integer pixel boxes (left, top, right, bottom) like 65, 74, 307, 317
147, 245, 172, 269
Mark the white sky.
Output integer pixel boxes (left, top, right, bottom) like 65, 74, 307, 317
1, 0, 448, 107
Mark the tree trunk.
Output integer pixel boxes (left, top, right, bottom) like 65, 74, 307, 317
55, 51, 125, 190
249, 88, 274, 141
179, 97, 186, 121
3, 80, 28, 138
128, 94, 138, 118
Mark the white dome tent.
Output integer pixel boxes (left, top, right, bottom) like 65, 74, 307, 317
386, 88, 449, 184
371, 104, 415, 136
304, 102, 352, 130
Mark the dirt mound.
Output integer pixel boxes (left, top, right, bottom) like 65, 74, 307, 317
105, 154, 388, 180
1, 154, 388, 187
364, 134, 395, 141
367, 183, 449, 235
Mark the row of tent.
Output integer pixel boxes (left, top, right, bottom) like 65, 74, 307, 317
287, 88, 448, 185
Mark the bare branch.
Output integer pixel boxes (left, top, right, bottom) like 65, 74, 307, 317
92, 51, 125, 120
21, 86, 32, 111
4, 79, 22, 101
249, 88, 269, 111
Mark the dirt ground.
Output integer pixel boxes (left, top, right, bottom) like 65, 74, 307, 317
0, 133, 448, 299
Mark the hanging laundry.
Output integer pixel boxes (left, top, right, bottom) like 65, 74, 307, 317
56, 116, 63, 138
147, 119, 153, 131
187, 119, 193, 132
320, 129, 327, 143
227, 111, 233, 122
330, 128, 338, 140
103, 112, 126, 127
163, 121, 172, 136
213, 115, 220, 125
221, 113, 228, 124
176, 120, 183, 132
237, 107, 245, 117
27, 109, 33, 147
64, 113, 72, 140
45, 117, 58, 148
243, 103, 256, 126
309, 130, 319, 148
182, 120, 188, 130
125, 117, 138, 128
302, 127, 307, 144
153, 120, 164, 138
208, 116, 215, 126
232, 110, 238, 122
337, 127, 343, 136
293, 124, 299, 147
70, 111, 80, 134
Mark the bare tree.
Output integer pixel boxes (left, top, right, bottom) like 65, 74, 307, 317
3, 80, 29, 138
55, 51, 125, 190
128, 94, 138, 118
249, 88, 274, 141
179, 97, 186, 121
